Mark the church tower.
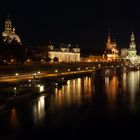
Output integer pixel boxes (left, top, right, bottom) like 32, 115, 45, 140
104, 29, 118, 60
106, 30, 111, 50
128, 32, 137, 57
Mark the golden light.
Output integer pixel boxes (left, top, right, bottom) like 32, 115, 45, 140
77, 67, 80, 70
39, 85, 44, 92
15, 73, 19, 76
11, 59, 14, 62
33, 73, 37, 76
27, 59, 30, 62
55, 69, 58, 73
117, 65, 120, 67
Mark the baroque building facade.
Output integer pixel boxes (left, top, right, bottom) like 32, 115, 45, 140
30, 42, 80, 62
47, 43, 80, 62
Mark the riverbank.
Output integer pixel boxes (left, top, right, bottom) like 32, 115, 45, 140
0, 61, 122, 83
0, 69, 94, 83
0, 61, 122, 75
0, 71, 94, 113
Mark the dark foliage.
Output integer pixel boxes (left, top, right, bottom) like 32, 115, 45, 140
0, 36, 27, 64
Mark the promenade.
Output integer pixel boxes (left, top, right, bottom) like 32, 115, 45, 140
0, 61, 122, 83
0, 69, 94, 83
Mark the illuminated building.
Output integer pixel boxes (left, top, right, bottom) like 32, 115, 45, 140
47, 43, 80, 62
88, 55, 103, 62
103, 30, 119, 61
30, 42, 80, 62
80, 49, 104, 62
2, 15, 21, 45
121, 32, 140, 64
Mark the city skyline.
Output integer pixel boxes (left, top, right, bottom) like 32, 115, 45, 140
0, 0, 140, 50
1, 1, 140, 138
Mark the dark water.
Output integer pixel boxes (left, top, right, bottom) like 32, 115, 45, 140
1, 71, 140, 139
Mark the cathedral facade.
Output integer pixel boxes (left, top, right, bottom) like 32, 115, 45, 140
103, 31, 119, 61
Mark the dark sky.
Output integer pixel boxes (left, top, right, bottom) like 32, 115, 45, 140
0, 0, 140, 50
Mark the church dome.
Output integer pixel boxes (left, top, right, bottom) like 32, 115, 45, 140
2, 17, 22, 45
5, 19, 12, 23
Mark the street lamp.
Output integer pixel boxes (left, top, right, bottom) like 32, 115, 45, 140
15, 73, 19, 84
15, 73, 19, 76
77, 67, 80, 70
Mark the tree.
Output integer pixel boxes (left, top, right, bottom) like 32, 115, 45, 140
46, 57, 51, 62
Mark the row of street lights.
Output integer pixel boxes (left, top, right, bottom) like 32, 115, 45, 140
54, 67, 96, 73
14, 67, 97, 81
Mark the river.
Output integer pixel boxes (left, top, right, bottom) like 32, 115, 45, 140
0, 71, 140, 139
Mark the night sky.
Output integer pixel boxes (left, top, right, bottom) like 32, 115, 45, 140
0, 0, 140, 51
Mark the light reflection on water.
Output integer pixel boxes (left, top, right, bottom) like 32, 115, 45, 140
50, 77, 93, 113
30, 72, 140, 124
3, 71, 140, 130
33, 96, 45, 124
127, 71, 140, 111
105, 76, 118, 110
9, 108, 20, 128
122, 72, 127, 94
104, 71, 140, 112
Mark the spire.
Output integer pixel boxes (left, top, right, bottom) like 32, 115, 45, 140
107, 28, 111, 49
7, 13, 10, 19
107, 29, 111, 42
131, 31, 135, 42
6, 13, 11, 22
130, 31, 136, 49
108, 28, 110, 36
